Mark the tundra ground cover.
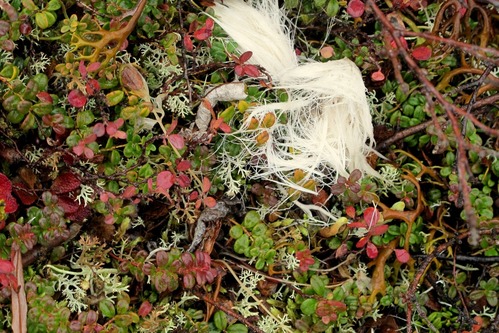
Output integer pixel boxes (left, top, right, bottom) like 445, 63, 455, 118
0, 0, 498, 332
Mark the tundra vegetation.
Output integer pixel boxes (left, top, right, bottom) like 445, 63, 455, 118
0, 0, 497, 332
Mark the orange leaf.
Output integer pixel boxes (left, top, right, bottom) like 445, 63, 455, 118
202, 177, 211, 194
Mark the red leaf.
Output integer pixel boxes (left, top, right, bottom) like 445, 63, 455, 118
51, 172, 81, 194
176, 174, 191, 188
356, 237, 369, 248
0, 259, 14, 274
189, 191, 199, 201
366, 242, 378, 259
412, 46, 432, 61
347, 0, 365, 18
122, 186, 137, 198
86, 62, 101, 72
203, 196, 217, 208
202, 177, 211, 194
239, 51, 253, 63
78, 60, 87, 78
243, 64, 261, 78
156, 171, 174, 194
138, 301, 152, 317
12, 182, 37, 205
390, 37, 408, 50
0, 173, 12, 192
218, 122, 231, 133
65, 203, 91, 222
234, 65, 244, 76
57, 195, 80, 214
335, 243, 348, 258
345, 206, 356, 218
176, 160, 191, 172
93, 123, 106, 137
204, 18, 214, 30
184, 34, 194, 52
363, 207, 380, 229
85, 79, 100, 95
348, 221, 366, 229
394, 249, 411, 263
0, 193, 17, 214
371, 70, 385, 82
168, 134, 185, 150
370, 224, 389, 236
193, 27, 212, 41
312, 189, 328, 206
36, 92, 53, 103
68, 89, 87, 108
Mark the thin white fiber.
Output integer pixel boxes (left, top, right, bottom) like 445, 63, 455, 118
212, 0, 378, 193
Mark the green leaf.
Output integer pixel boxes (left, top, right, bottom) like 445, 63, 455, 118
310, 275, 326, 296
300, 298, 317, 316
284, 0, 299, 9
252, 223, 268, 236
242, 211, 260, 230
229, 225, 244, 239
76, 109, 95, 127
234, 234, 250, 254
213, 310, 228, 330
106, 90, 125, 106
99, 299, 116, 318
326, 0, 339, 17
227, 323, 248, 333
138, 163, 154, 178
46, 0, 61, 11
7, 110, 25, 124
35, 11, 57, 29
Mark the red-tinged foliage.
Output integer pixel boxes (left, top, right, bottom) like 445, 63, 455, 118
36, 91, 53, 103
296, 249, 315, 272
347, 0, 365, 18
0, 258, 17, 290
366, 242, 378, 259
176, 174, 191, 188
202, 177, 211, 194
193, 18, 214, 41
85, 79, 100, 95
122, 186, 137, 199
345, 206, 356, 218
175, 251, 218, 289
238, 51, 253, 63
94, 119, 126, 139
203, 196, 217, 208
394, 248, 411, 263
371, 70, 385, 82
390, 36, 408, 49
176, 160, 191, 172
12, 182, 37, 205
183, 34, 194, 52
66, 204, 91, 223
86, 62, 101, 72
138, 300, 152, 317
51, 172, 81, 194
73, 134, 97, 159
0, 173, 18, 214
57, 195, 81, 214
412, 46, 432, 61
316, 299, 347, 324
156, 171, 175, 195
218, 121, 231, 133
168, 134, 185, 149
364, 207, 380, 229
68, 89, 87, 108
